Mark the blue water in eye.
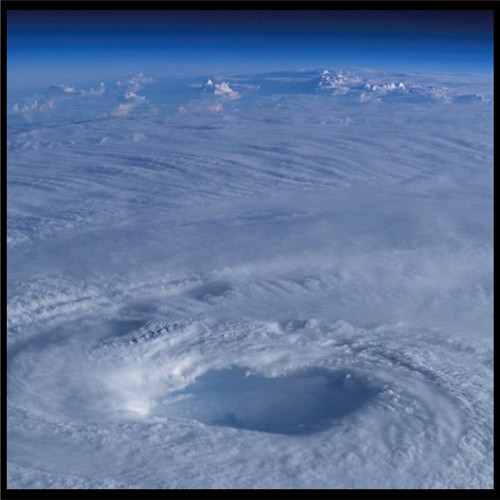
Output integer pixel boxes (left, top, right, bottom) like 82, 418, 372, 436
163, 366, 381, 435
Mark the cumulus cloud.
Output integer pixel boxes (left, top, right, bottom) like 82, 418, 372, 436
214, 82, 240, 100
319, 70, 362, 95
364, 81, 408, 93
111, 72, 153, 117
11, 73, 155, 122
118, 72, 154, 95
13, 80, 109, 117
316, 69, 459, 105
361, 79, 457, 104
205, 81, 240, 100
50, 81, 106, 97
115, 73, 153, 107
12, 98, 56, 114
197, 78, 255, 100
111, 102, 139, 117
58, 85, 79, 95
124, 90, 146, 101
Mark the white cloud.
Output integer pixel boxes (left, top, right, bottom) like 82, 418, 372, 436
123, 72, 154, 94
12, 98, 56, 114
319, 70, 362, 95
55, 84, 80, 95
124, 91, 146, 101
117, 72, 154, 101
213, 82, 240, 100
111, 102, 138, 117
364, 81, 409, 94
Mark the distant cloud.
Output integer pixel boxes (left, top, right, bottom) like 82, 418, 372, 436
11, 69, 487, 124
207, 103, 224, 113
118, 72, 154, 96
199, 79, 240, 100
50, 81, 106, 97
364, 81, 407, 93
58, 84, 79, 95
111, 101, 139, 117
10, 72, 155, 122
112, 72, 153, 117
124, 90, 146, 101
318, 70, 362, 95
86, 81, 106, 96
315, 69, 462, 105
214, 82, 240, 100
452, 93, 486, 104
12, 80, 109, 117
12, 97, 56, 114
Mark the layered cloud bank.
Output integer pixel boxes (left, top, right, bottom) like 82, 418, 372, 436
9, 69, 491, 126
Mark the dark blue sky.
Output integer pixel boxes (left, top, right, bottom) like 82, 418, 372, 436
8, 10, 493, 88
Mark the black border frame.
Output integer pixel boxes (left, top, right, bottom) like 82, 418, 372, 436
1, 1, 497, 498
